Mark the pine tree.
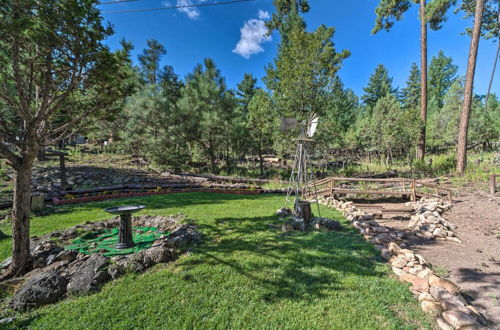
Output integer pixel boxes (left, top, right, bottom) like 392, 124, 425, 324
236, 73, 258, 113
247, 89, 277, 176
456, 0, 498, 174
265, 22, 349, 123
362, 64, 396, 113
177, 58, 235, 173
428, 50, 458, 108
401, 63, 421, 110
138, 39, 167, 85
372, 0, 456, 160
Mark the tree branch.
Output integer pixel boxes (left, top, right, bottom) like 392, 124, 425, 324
0, 141, 21, 168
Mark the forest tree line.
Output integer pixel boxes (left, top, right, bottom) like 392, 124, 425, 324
84, 41, 499, 176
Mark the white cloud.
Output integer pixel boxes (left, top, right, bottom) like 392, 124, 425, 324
258, 10, 270, 20
174, 0, 209, 20
233, 11, 271, 59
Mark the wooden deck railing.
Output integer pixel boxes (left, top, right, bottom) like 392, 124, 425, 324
306, 176, 453, 202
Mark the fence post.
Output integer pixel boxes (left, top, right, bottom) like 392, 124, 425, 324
411, 179, 416, 202
490, 175, 497, 195
447, 190, 452, 203
329, 178, 333, 197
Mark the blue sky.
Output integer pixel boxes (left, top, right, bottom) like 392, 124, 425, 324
100, 0, 499, 97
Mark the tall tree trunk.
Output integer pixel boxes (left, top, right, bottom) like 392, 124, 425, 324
457, 0, 485, 175
258, 140, 264, 177
485, 36, 499, 112
8, 160, 34, 277
416, 0, 428, 161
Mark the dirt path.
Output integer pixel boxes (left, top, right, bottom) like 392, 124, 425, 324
360, 191, 500, 327
409, 190, 500, 327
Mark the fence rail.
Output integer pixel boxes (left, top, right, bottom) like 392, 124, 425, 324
306, 176, 452, 202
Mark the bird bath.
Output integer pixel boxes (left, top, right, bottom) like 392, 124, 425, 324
104, 205, 145, 249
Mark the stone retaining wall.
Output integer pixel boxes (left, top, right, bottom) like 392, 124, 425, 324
318, 196, 489, 330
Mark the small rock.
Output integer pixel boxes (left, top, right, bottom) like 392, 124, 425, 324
387, 242, 400, 255
392, 267, 406, 277
429, 275, 460, 294
11, 272, 67, 310
392, 257, 408, 269
421, 300, 442, 313
67, 254, 110, 295
418, 292, 436, 302
436, 316, 453, 330
399, 273, 429, 293
446, 236, 462, 244
107, 264, 125, 280
442, 310, 477, 329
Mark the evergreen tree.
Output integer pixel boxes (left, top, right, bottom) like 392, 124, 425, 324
266, 0, 310, 40
247, 89, 277, 176
372, 0, 455, 161
362, 64, 396, 113
370, 94, 419, 163
0, 0, 133, 278
428, 50, 458, 108
177, 58, 235, 173
401, 63, 421, 110
428, 79, 463, 149
138, 39, 167, 85
265, 23, 349, 123
236, 73, 258, 113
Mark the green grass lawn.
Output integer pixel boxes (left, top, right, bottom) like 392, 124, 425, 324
0, 193, 431, 329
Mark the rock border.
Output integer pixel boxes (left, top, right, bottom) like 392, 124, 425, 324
0, 215, 201, 311
318, 196, 489, 330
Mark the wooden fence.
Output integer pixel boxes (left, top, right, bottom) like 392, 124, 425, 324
306, 177, 453, 202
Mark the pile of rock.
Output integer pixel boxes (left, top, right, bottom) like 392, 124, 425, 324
0, 215, 201, 311
276, 207, 342, 232
406, 198, 461, 243
318, 196, 487, 329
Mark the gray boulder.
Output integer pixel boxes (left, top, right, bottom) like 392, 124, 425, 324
67, 254, 110, 295
11, 272, 67, 310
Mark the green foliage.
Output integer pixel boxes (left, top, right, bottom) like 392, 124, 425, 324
265, 22, 350, 122
428, 50, 458, 108
0, 0, 133, 148
247, 90, 278, 175
458, 0, 499, 39
427, 78, 463, 149
177, 58, 237, 173
372, 0, 455, 34
362, 64, 397, 113
400, 63, 421, 110
138, 39, 167, 85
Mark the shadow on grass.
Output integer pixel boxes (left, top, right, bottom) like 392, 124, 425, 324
179, 214, 384, 304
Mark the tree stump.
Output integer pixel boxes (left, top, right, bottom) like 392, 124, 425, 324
294, 200, 312, 225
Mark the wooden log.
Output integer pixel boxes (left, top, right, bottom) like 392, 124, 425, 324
295, 201, 312, 225
490, 174, 497, 195
328, 177, 409, 183
411, 179, 416, 202
331, 188, 412, 196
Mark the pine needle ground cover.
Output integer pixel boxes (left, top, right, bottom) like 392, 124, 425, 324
0, 193, 431, 329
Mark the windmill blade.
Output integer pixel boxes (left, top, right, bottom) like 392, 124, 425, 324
307, 115, 319, 137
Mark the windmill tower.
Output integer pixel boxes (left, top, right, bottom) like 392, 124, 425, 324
281, 114, 321, 221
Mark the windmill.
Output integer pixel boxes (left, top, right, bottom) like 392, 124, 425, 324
280, 113, 321, 221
